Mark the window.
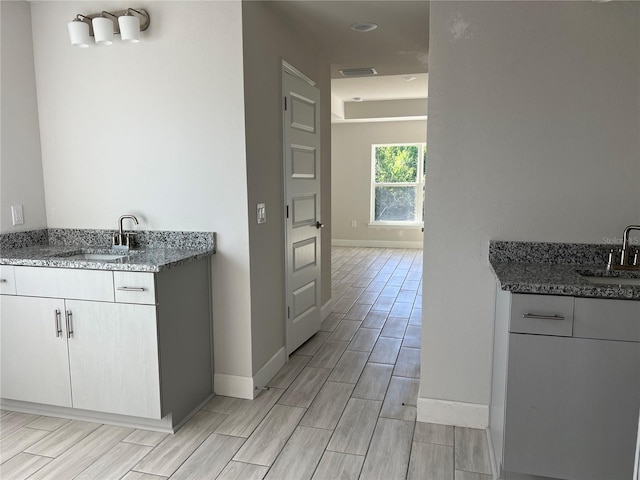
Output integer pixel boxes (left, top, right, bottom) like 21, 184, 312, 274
371, 143, 426, 225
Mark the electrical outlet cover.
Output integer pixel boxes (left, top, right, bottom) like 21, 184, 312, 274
257, 203, 266, 224
11, 205, 24, 225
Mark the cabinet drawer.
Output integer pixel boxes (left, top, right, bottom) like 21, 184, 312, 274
14, 267, 114, 301
114, 272, 156, 305
510, 294, 574, 336
574, 298, 640, 342
0, 266, 16, 295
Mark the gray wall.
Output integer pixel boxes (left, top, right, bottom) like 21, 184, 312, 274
332, 120, 426, 247
421, 1, 640, 423
242, 1, 332, 373
0, 1, 47, 233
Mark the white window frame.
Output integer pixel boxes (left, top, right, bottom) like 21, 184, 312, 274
370, 143, 426, 227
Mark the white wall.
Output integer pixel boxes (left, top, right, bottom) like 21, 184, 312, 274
1, 1, 47, 233
421, 1, 640, 425
29, 1, 253, 378
332, 120, 426, 246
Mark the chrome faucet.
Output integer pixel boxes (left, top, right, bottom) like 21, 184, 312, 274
112, 215, 139, 249
608, 224, 640, 270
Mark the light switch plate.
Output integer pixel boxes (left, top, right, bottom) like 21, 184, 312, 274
257, 203, 266, 224
11, 205, 24, 225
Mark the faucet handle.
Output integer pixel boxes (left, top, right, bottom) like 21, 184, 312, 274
124, 233, 137, 248
606, 248, 620, 270
633, 249, 639, 266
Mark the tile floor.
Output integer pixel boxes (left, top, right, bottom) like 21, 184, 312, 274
0, 247, 492, 480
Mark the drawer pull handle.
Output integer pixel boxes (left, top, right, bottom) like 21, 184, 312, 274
0, 279, 7, 283
117, 287, 146, 292
66, 310, 74, 338
523, 313, 565, 321
54, 309, 62, 337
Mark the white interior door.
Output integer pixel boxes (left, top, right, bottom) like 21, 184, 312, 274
282, 64, 322, 355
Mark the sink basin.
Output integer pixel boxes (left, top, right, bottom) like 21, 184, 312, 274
48, 249, 142, 262
64, 253, 128, 261
580, 274, 640, 287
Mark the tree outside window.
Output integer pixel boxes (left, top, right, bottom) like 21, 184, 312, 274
371, 144, 426, 225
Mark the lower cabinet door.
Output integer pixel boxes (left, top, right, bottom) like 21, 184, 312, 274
66, 300, 162, 419
504, 333, 640, 480
0, 296, 72, 407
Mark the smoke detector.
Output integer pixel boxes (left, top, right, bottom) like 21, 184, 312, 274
339, 67, 378, 77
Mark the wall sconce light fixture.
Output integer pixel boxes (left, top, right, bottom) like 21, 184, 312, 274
67, 8, 150, 47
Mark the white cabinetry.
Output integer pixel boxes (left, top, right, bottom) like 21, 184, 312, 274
0, 265, 16, 294
1, 296, 71, 407
0, 259, 212, 431
66, 300, 160, 418
491, 291, 640, 480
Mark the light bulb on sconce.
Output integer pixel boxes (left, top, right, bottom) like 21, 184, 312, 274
119, 11, 141, 43
67, 15, 91, 48
92, 14, 115, 45
67, 8, 150, 47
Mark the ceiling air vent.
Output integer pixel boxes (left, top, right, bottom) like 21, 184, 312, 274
339, 67, 378, 77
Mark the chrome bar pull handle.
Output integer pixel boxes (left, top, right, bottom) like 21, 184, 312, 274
523, 313, 565, 321
66, 310, 74, 338
54, 309, 62, 337
117, 286, 145, 292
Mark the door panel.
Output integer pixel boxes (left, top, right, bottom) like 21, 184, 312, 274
290, 92, 317, 132
292, 281, 317, 319
292, 194, 317, 227
293, 238, 317, 272
283, 67, 322, 354
291, 145, 316, 179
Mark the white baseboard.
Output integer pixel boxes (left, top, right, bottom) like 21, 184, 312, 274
214, 347, 287, 400
252, 347, 286, 393
213, 373, 255, 399
321, 298, 335, 321
417, 397, 489, 429
332, 239, 423, 249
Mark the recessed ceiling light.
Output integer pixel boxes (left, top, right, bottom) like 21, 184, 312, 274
402, 76, 417, 82
350, 22, 378, 33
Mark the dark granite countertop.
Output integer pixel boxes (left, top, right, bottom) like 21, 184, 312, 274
489, 241, 640, 300
0, 228, 216, 273
0, 245, 215, 273
490, 262, 640, 300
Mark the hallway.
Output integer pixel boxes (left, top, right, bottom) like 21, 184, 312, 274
1, 247, 492, 480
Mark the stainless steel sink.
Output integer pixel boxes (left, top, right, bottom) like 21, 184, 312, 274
64, 253, 128, 261
581, 276, 640, 287
48, 249, 142, 262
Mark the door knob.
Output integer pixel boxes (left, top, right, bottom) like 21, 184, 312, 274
315, 221, 324, 229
